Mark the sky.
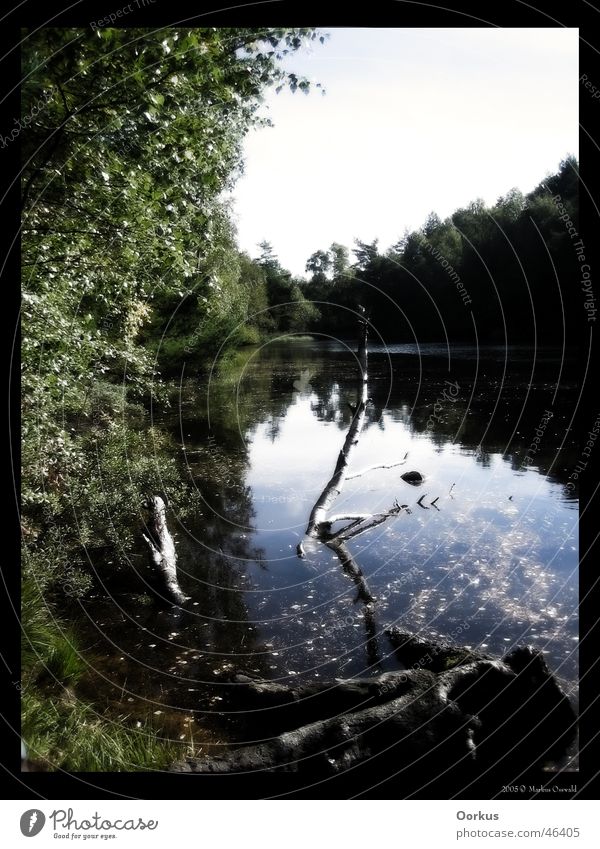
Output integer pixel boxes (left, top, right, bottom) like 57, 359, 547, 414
231, 27, 579, 277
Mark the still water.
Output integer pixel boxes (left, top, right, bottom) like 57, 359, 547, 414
80, 339, 579, 742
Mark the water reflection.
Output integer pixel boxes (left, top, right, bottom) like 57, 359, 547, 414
78, 340, 579, 747
220, 340, 578, 696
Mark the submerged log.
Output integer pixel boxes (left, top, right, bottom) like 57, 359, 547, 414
142, 495, 190, 606
171, 645, 576, 777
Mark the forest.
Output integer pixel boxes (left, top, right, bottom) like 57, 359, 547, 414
21, 26, 578, 775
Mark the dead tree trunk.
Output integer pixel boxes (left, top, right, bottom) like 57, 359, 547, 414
301, 312, 409, 603
172, 646, 576, 777
142, 495, 190, 606
306, 316, 370, 537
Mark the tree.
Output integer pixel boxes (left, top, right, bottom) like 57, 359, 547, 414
305, 249, 332, 281
389, 229, 411, 257
21, 25, 324, 536
329, 243, 350, 279
423, 211, 442, 236
352, 239, 379, 270
257, 240, 280, 271
238, 254, 272, 331
493, 188, 526, 224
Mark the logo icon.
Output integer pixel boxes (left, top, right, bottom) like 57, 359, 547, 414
20, 810, 46, 837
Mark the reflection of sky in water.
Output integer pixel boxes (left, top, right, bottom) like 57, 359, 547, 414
241, 388, 578, 697
77, 343, 578, 743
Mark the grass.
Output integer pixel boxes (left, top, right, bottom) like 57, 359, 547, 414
21, 578, 84, 679
21, 575, 180, 772
20, 388, 214, 772
22, 691, 179, 772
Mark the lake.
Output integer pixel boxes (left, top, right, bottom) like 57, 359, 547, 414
78, 338, 579, 748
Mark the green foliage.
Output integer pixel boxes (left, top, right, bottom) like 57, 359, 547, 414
22, 25, 322, 505
303, 158, 579, 345
22, 558, 178, 772
21, 576, 86, 684
306, 249, 332, 281
234, 324, 262, 346
22, 691, 179, 772
22, 23, 322, 545
21, 26, 323, 770
255, 243, 321, 332
238, 254, 273, 331
72, 421, 196, 554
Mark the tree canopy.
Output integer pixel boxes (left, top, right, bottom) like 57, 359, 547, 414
299, 156, 579, 345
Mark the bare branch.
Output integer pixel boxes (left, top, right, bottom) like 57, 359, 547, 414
305, 318, 369, 536
346, 458, 407, 481
335, 501, 407, 542
299, 314, 413, 604
326, 514, 370, 524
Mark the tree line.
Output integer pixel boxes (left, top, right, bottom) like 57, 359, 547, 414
260, 156, 579, 346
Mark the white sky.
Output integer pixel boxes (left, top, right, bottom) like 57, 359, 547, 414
232, 28, 579, 277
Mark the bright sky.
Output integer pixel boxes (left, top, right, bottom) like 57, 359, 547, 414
231, 27, 579, 277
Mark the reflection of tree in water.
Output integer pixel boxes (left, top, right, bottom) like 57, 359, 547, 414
74, 368, 291, 742
265, 416, 282, 443
310, 385, 345, 425
282, 348, 578, 492
148, 342, 578, 687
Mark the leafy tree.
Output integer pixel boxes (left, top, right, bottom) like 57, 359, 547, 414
306, 249, 332, 281
352, 238, 379, 270
329, 243, 350, 279
238, 253, 273, 332
257, 240, 280, 272
22, 26, 322, 508
493, 188, 526, 224
21, 23, 325, 610
423, 212, 442, 236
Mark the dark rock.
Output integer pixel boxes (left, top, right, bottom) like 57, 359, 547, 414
401, 470, 424, 485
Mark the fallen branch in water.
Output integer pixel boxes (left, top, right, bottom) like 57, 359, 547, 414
328, 501, 408, 543
142, 495, 190, 606
300, 313, 408, 602
346, 457, 408, 481
305, 314, 370, 538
